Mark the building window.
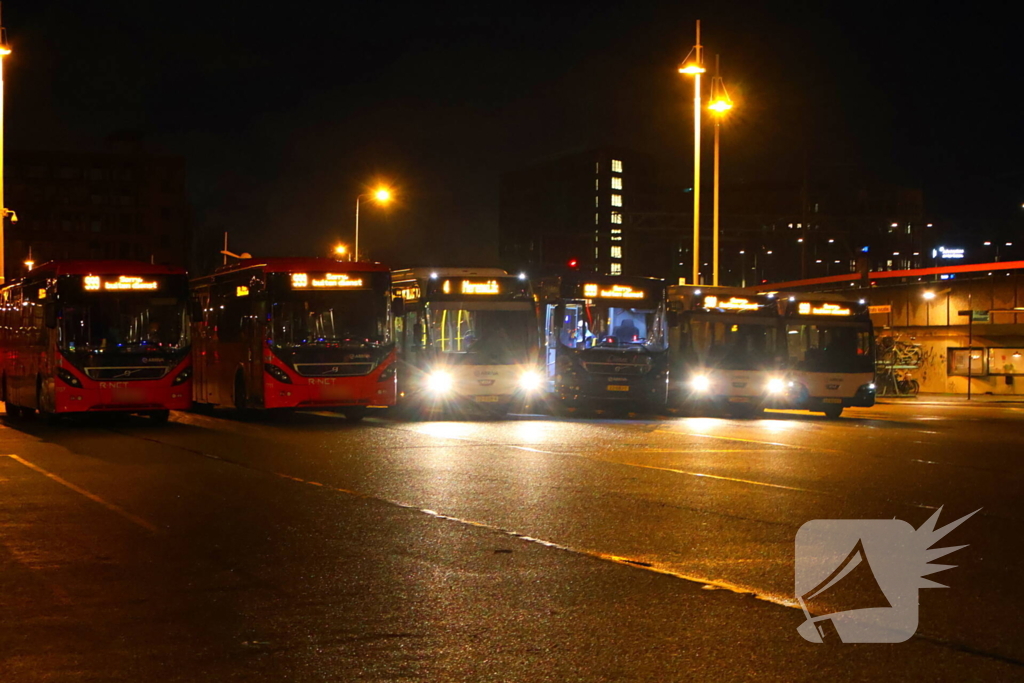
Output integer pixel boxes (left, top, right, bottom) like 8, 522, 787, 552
611, 159, 623, 173
611, 212, 622, 224
611, 235, 622, 242
610, 246, 622, 259
610, 228, 622, 234
610, 263, 622, 275
595, 213, 600, 224
595, 162, 600, 173
611, 194, 622, 207
611, 177, 622, 190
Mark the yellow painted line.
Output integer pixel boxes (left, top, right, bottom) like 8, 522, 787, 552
615, 461, 823, 493
3, 454, 158, 533
657, 425, 840, 452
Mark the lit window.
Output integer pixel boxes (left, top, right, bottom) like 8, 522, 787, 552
595, 213, 600, 224
611, 212, 622, 224
611, 177, 622, 190
610, 262, 622, 275
611, 159, 623, 173
610, 246, 622, 259
611, 194, 622, 207
595, 179, 599, 190
595, 196, 599, 208
610, 228, 622, 234
595, 162, 600, 173
611, 235, 622, 242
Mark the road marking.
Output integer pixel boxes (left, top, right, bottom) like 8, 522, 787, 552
656, 425, 838, 452
613, 461, 823, 493
3, 454, 158, 533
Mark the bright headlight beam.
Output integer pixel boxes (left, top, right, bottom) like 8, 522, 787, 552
518, 370, 543, 392
691, 375, 711, 392
766, 377, 786, 394
427, 370, 453, 394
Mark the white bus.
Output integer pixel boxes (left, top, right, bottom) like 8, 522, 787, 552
391, 268, 540, 415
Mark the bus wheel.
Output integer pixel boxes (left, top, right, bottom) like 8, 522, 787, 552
822, 405, 844, 419
234, 373, 248, 411
150, 410, 171, 424
5, 404, 22, 419
343, 407, 368, 423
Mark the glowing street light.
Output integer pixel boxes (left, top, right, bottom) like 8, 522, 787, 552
678, 20, 705, 286
707, 54, 733, 287
333, 243, 348, 259
0, 13, 12, 284
354, 184, 393, 262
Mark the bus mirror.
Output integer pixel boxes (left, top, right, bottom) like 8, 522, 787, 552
392, 297, 405, 317
44, 302, 57, 329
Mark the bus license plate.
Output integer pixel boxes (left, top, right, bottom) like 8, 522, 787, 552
728, 396, 749, 403
608, 385, 630, 392
475, 395, 501, 403
823, 398, 842, 404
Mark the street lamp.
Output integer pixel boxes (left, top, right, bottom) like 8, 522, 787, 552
679, 20, 705, 286
707, 54, 733, 287
354, 185, 393, 263
333, 243, 349, 260
0, 15, 12, 285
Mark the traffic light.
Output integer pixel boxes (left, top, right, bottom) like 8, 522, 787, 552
568, 259, 578, 269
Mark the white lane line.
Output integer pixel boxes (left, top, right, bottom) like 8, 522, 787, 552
3, 454, 158, 533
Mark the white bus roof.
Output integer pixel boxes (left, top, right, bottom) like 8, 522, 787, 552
392, 267, 509, 282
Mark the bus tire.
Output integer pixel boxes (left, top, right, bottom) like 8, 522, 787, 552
37, 376, 56, 416
822, 405, 844, 419
234, 372, 248, 411
5, 403, 21, 419
343, 407, 368, 423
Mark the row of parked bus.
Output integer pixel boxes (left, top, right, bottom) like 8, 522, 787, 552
0, 258, 875, 422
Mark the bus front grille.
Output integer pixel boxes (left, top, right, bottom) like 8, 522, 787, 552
84, 366, 169, 381
581, 362, 648, 375
293, 362, 375, 377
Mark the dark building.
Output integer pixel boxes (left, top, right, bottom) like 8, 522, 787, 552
3, 138, 190, 280
499, 147, 679, 278
500, 147, 935, 286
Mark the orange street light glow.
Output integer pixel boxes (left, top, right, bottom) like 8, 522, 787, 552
373, 188, 392, 203
708, 99, 733, 112
679, 64, 705, 74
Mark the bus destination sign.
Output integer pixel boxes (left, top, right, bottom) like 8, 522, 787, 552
582, 283, 645, 300
84, 275, 159, 292
797, 302, 852, 316
444, 279, 501, 295
291, 273, 365, 289
703, 295, 762, 312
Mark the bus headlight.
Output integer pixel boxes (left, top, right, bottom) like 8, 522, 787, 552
426, 370, 453, 394
518, 369, 543, 392
766, 377, 787, 394
265, 364, 293, 384
172, 366, 192, 385
690, 375, 711, 393
56, 367, 82, 388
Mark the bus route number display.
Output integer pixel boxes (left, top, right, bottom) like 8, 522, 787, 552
583, 283, 645, 300
291, 273, 364, 289
84, 275, 159, 292
797, 302, 852, 316
444, 279, 501, 295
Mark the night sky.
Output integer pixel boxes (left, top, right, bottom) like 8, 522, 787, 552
6, 1, 1023, 269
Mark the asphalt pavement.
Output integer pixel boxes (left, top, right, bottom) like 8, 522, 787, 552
1, 402, 1021, 681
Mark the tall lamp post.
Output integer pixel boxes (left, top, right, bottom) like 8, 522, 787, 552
0, 12, 12, 285
707, 54, 733, 287
354, 186, 393, 262
679, 21, 706, 286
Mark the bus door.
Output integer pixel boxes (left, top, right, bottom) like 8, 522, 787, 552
544, 303, 559, 380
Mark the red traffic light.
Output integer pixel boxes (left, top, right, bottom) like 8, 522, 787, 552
568, 259, 578, 268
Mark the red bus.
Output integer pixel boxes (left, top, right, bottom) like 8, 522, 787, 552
1, 260, 192, 421
190, 258, 397, 420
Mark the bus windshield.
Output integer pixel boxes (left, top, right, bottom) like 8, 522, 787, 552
272, 290, 388, 349
786, 322, 874, 373
428, 308, 534, 364
690, 317, 780, 370
60, 295, 190, 353
559, 302, 667, 351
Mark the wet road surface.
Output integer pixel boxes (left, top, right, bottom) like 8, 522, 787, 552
1, 402, 1021, 681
